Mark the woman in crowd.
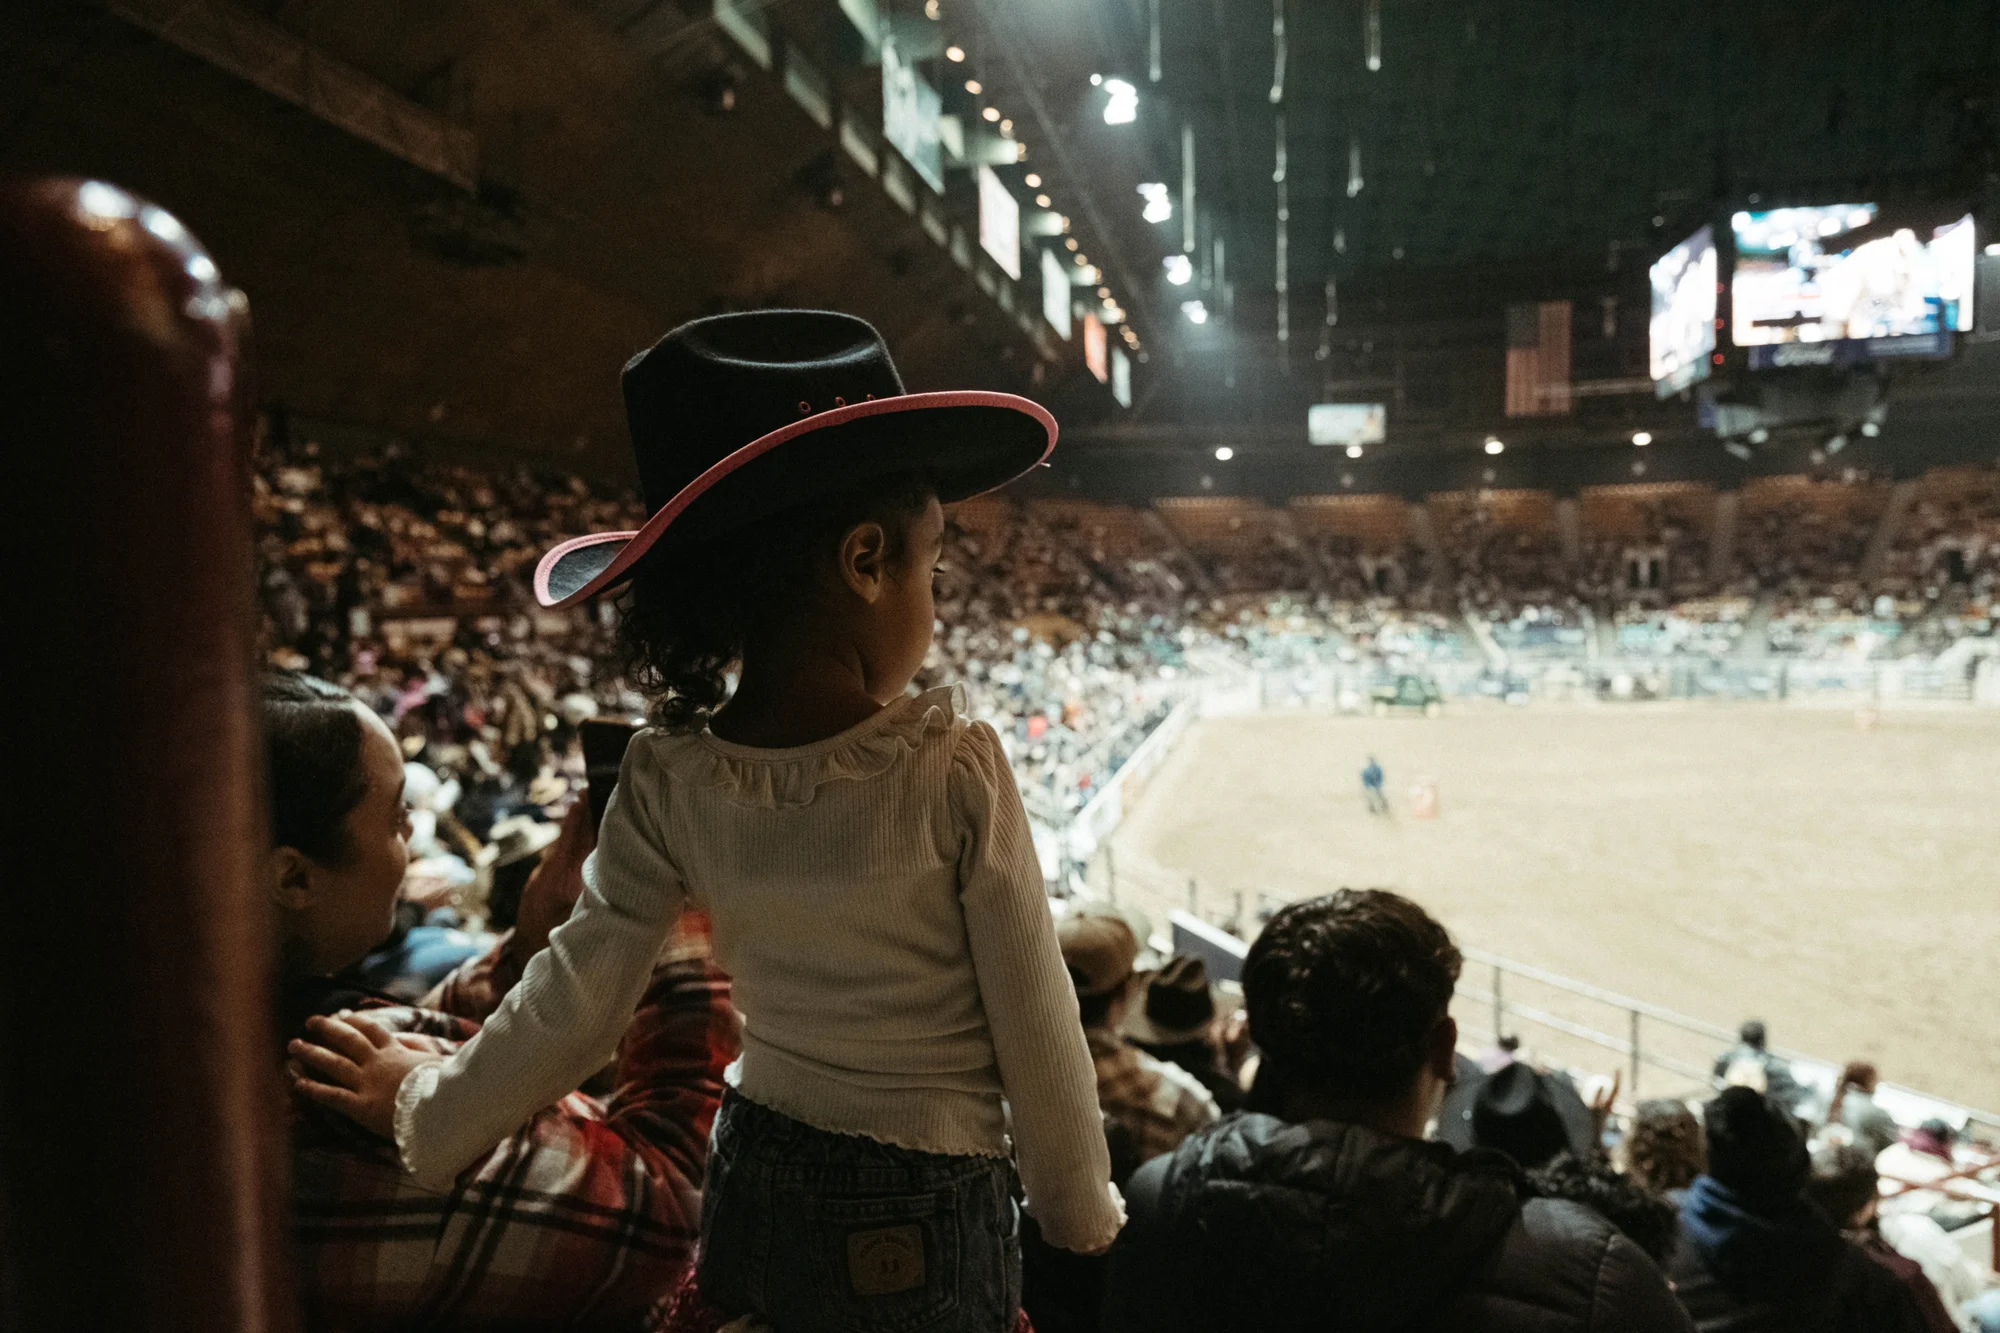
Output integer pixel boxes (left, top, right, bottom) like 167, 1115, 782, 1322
1624, 1098, 1707, 1201
1826, 1060, 1902, 1157
269, 672, 735, 1329
291, 311, 1121, 1333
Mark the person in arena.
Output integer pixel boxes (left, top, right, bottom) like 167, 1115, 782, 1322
269, 673, 736, 1328
1664, 1086, 1934, 1331
1624, 1098, 1708, 1200
1059, 913, 1221, 1166
1101, 889, 1693, 1332
1360, 754, 1388, 814
291, 311, 1121, 1333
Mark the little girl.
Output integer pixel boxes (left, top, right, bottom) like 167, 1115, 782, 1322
291, 310, 1123, 1331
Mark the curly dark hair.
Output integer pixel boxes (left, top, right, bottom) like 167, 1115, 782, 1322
1242, 888, 1462, 1102
1527, 1151, 1679, 1264
1623, 1098, 1706, 1195
615, 472, 936, 731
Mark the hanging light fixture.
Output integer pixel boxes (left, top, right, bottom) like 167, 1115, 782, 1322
1102, 78, 1138, 125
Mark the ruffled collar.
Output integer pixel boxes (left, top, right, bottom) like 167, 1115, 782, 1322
672, 684, 965, 809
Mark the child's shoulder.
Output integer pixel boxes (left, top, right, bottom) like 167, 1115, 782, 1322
636, 686, 979, 810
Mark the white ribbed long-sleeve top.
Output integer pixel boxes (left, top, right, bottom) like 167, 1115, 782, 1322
393, 686, 1122, 1251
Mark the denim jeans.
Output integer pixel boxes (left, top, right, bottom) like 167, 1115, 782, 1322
696, 1089, 1023, 1333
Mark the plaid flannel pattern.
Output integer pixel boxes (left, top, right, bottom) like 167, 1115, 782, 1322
290, 919, 738, 1332
1084, 1027, 1220, 1166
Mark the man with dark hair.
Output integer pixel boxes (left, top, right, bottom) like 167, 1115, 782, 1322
1713, 1019, 1803, 1111
1101, 889, 1691, 1332
1808, 1145, 1959, 1333
1665, 1087, 1932, 1332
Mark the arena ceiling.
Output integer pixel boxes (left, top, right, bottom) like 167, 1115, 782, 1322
3, 0, 1998, 496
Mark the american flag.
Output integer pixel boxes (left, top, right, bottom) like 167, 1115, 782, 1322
1505, 300, 1572, 417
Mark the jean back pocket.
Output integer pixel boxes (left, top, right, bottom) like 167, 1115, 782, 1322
804, 1189, 961, 1333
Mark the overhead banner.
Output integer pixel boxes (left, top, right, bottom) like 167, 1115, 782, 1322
1040, 247, 1072, 339
977, 165, 1021, 279
881, 36, 943, 193
1083, 312, 1108, 383
1111, 346, 1131, 407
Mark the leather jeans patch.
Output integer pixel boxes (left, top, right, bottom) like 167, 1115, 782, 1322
846, 1224, 925, 1296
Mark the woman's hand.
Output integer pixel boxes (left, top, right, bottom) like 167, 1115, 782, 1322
289, 1011, 442, 1140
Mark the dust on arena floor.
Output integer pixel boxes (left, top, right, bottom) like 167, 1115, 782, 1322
1106, 700, 2000, 1113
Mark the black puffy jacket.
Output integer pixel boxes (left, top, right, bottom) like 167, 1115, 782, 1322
1102, 1113, 1693, 1333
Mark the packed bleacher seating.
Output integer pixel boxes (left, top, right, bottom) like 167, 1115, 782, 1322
256, 433, 2000, 856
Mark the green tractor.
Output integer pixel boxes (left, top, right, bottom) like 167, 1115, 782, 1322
1370, 674, 1444, 717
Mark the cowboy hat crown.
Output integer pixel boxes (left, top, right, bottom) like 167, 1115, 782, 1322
534, 309, 1054, 608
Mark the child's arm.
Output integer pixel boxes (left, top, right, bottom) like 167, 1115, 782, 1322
297, 740, 690, 1190
951, 722, 1124, 1254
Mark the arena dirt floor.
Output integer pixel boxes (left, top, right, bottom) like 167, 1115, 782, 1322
1107, 701, 2000, 1113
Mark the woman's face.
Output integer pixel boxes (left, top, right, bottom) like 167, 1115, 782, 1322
291, 705, 413, 974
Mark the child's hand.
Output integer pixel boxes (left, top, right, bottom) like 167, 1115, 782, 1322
288, 1011, 443, 1140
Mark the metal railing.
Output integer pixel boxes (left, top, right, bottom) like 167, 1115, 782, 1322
1148, 901, 2000, 1144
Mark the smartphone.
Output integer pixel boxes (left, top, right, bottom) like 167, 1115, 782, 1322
580, 719, 639, 831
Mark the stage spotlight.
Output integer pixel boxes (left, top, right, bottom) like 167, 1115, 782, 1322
1213, 446, 1234, 461
1631, 430, 1652, 446
1163, 253, 1193, 285
1346, 445, 1363, 459
1484, 436, 1504, 455
1181, 299, 1209, 324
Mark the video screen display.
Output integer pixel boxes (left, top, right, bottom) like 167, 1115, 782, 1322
881, 36, 943, 193
1649, 224, 1716, 396
977, 166, 1020, 280
1306, 403, 1386, 447
1040, 246, 1071, 339
1731, 205, 1974, 351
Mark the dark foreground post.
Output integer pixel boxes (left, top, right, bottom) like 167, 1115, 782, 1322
0, 180, 291, 1332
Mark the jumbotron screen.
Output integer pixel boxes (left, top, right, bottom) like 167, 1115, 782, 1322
1731, 205, 1975, 355
1649, 224, 1716, 397
1306, 403, 1386, 447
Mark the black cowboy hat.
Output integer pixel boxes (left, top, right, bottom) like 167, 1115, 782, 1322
534, 309, 1055, 608
1125, 954, 1221, 1046
1438, 1061, 1596, 1170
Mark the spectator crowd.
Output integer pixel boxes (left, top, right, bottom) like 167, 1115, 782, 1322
248, 427, 1999, 1333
